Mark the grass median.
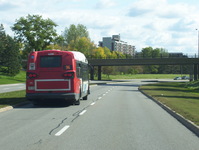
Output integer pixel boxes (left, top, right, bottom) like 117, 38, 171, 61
0, 71, 26, 85
139, 81, 199, 126
0, 90, 26, 109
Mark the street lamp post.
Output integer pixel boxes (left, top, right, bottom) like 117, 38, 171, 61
196, 29, 199, 58
196, 29, 199, 81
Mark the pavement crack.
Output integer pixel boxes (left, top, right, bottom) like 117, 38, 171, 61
49, 117, 68, 135
71, 109, 84, 122
71, 104, 90, 122
33, 139, 42, 145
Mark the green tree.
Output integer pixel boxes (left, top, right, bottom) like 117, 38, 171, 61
127, 67, 138, 75
141, 47, 153, 58
102, 66, 115, 78
63, 24, 96, 56
12, 14, 58, 52
64, 24, 89, 46
152, 48, 160, 58
0, 24, 6, 67
104, 47, 112, 58
74, 37, 95, 56
0, 24, 21, 76
92, 47, 106, 58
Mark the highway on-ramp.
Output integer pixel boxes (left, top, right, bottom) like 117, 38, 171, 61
0, 80, 198, 150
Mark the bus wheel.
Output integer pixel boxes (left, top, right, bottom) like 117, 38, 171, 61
83, 95, 88, 100
74, 98, 80, 105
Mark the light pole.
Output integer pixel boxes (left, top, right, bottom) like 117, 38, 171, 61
196, 29, 199, 58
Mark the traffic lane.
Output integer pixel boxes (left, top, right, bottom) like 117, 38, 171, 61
41, 82, 199, 150
0, 84, 112, 150
1, 82, 198, 150
0, 83, 25, 93
0, 79, 179, 94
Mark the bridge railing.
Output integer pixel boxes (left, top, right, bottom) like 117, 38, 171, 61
87, 54, 198, 59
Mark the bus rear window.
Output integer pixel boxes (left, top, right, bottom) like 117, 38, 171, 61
40, 56, 62, 68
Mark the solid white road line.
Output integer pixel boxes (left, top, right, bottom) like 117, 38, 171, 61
55, 125, 70, 136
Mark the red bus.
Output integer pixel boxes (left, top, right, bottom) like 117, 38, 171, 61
26, 50, 90, 105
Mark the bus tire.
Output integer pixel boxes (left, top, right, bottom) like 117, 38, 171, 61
83, 95, 88, 100
74, 98, 80, 105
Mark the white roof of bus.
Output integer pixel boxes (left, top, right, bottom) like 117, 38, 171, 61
70, 51, 88, 63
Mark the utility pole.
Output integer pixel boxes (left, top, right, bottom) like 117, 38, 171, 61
196, 29, 199, 58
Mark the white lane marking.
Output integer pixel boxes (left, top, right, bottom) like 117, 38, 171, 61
55, 125, 70, 136
79, 110, 87, 115
90, 102, 96, 106
4, 88, 10, 90
98, 97, 102, 100
103, 94, 106, 96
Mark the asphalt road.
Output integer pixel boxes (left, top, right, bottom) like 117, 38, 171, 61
0, 83, 25, 93
0, 80, 198, 150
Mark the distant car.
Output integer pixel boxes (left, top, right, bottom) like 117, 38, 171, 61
174, 77, 182, 80
182, 76, 189, 80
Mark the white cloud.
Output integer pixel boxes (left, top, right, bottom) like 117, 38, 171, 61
96, 0, 116, 9
123, 0, 199, 54
1, 0, 199, 55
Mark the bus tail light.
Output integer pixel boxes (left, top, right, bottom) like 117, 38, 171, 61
27, 72, 38, 79
63, 72, 74, 78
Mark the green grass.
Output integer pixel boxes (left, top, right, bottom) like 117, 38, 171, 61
1, 72, 184, 84
0, 90, 26, 108
0, 71, 26, 85
140, 82, 199, 126
185, 80, 199, 90
97, 74, 188, 80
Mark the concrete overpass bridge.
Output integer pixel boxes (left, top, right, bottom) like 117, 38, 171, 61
88, 58, 199, 80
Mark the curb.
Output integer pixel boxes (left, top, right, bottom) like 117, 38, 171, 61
138, 87, 199, 138
0, 106, 13, 113
0, 101, 30, 113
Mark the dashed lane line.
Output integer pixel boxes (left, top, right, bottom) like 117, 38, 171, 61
55, 125, 70, 136
79, 110, 87, 116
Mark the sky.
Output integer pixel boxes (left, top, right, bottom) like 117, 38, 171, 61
1, 0, 199, 55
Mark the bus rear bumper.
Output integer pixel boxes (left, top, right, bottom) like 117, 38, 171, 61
26, 93, 79, 101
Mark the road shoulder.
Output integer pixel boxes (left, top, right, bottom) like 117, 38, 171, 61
139, 87, 199, 138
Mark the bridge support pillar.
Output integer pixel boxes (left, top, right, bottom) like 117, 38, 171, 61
194, 64, 198, 81
198, 64, 199, 80
189, 65, 193, 81
90, 66, 94, 80
98, 66, 102, 80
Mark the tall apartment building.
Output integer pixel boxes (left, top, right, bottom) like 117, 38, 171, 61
99, 35, 135, 56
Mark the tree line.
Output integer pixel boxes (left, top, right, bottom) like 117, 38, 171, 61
0, 14, 188, 76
